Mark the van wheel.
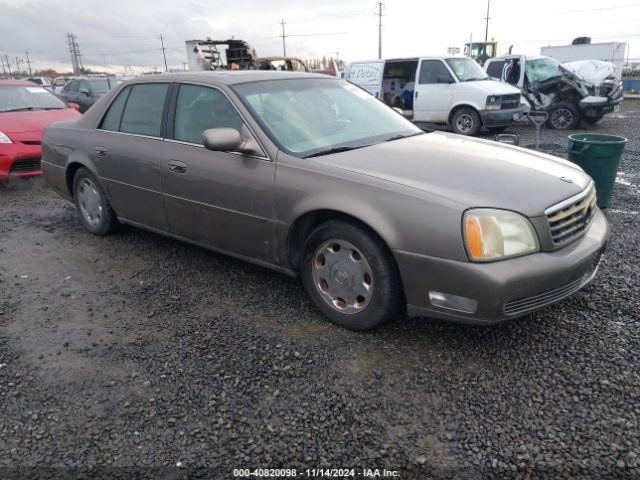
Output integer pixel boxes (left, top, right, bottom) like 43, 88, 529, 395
547, 101, 581, 129
300, 220, 404, 331
452, 107, 481, 136
72, 168, 118, 235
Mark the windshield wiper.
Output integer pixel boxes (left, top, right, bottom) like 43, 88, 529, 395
385, 132, 424, 142
464, 77, 488, 82
304, 145, 370, 158
1, 107, 37, 112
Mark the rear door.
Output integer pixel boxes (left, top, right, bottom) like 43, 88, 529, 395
413, 58, 455, 122
162, 83, 276, 261
88, 82, 171, 230
345, 61, 385, 98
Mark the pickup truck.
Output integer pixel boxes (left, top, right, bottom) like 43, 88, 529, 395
344, 56, 525, 136
485, 54, 624, 129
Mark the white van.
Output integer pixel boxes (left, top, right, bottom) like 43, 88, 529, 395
344, 56, 525, 136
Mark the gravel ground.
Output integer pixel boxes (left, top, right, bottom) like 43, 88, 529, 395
0, 101, 639, 480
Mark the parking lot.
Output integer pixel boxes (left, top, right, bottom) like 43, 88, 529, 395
0, 101, 639, 478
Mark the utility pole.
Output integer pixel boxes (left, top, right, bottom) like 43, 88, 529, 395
4, 55, 12, 78
67, 33, 80, 75
15, 57, 22, 77
375, 2, 384, 59
280, 20, 287, 56
182, 62, 187, 72
25, 50, 32, 77
484, 0, 490, 42
159, 34, 168, 72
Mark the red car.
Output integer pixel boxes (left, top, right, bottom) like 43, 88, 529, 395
0, 80, 81, 179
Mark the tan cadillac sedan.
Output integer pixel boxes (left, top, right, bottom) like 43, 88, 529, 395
42, 72, 608, 330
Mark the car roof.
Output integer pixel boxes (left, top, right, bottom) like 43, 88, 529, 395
0, 79, 39, 87
124, 70, 330, 86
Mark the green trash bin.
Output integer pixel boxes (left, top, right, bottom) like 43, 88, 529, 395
567, 133, 627, 208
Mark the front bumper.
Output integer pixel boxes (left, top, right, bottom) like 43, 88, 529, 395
479, 106, 527, 127
395, 208, 609, 325
579, 93, 624, 117
0, 143, 43, 180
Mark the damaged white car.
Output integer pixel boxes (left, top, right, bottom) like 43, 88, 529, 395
485, 55, 623, 129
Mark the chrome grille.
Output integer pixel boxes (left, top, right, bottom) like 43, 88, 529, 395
546, 183, 597, 246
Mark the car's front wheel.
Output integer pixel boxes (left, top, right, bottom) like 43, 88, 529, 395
72, 167, 118, 235
451, 107, 481, 136
547, 101, 581, 129
300, 219, 404, 331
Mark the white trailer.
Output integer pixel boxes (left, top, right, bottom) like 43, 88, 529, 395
540, 42, 626, 79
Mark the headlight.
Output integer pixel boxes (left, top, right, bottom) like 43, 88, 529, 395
0, 131, 13, 144
485, 95, 502, 111
464, 209, 539, 262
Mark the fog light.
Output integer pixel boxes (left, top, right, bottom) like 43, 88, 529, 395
429, 291, 478, 314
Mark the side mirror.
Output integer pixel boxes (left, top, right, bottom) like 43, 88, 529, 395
202, 128, 242, 151
437, 75, 454, 84
68, 102, 81, 112
79, 88, 90, 95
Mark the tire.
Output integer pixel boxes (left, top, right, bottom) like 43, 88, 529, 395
451, 107, 481, 136
547, 101, 581, 130
300, 219, 404, 331
72, 167, 118, 235
487, 126, 508, 134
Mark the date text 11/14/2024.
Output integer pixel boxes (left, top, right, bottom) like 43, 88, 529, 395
233, 468, 400, 477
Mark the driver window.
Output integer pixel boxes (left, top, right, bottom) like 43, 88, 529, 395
65, 81, 78, 92
418, 60, 453, 84
174, 84, 249, 145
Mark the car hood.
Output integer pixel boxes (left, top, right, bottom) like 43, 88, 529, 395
460, 79, 520, 95
317, 132, 590, 217
0, 108, 81, 136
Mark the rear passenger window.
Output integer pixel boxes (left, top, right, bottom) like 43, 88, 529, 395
173, 84, 244, 145
119, 84, 169, 137
100, 86, 130, 132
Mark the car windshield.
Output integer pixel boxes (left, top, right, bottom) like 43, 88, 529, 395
233, 78, 422, 157
445, 58, 489, 82
0, 86, 67, 112
525, 58, 563, 86
88, 79, 112, 94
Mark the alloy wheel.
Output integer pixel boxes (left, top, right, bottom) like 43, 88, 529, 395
551, 108, 574, 129
456, 113, 474, 133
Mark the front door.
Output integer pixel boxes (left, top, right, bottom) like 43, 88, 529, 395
88, 82, 170, 231
413, 59, 455, 122
162, 83, 276, 262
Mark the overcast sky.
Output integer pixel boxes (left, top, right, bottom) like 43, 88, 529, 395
1, 0, 639, 73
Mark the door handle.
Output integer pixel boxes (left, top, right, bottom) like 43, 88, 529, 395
94, 146, 107, 156
415, 91, 419, 98
167, 160, 187, 174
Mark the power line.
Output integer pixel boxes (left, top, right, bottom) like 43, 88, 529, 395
559, 2, 640, 13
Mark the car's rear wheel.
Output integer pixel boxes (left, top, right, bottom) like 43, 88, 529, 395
451, 107, 481, 136
300, 220, 404, 331
72, 168, 118, 235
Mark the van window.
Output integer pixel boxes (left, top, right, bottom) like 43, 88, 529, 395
119, 84, 169, 137
418, 60, 453, 84
486, 60, 505, 79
